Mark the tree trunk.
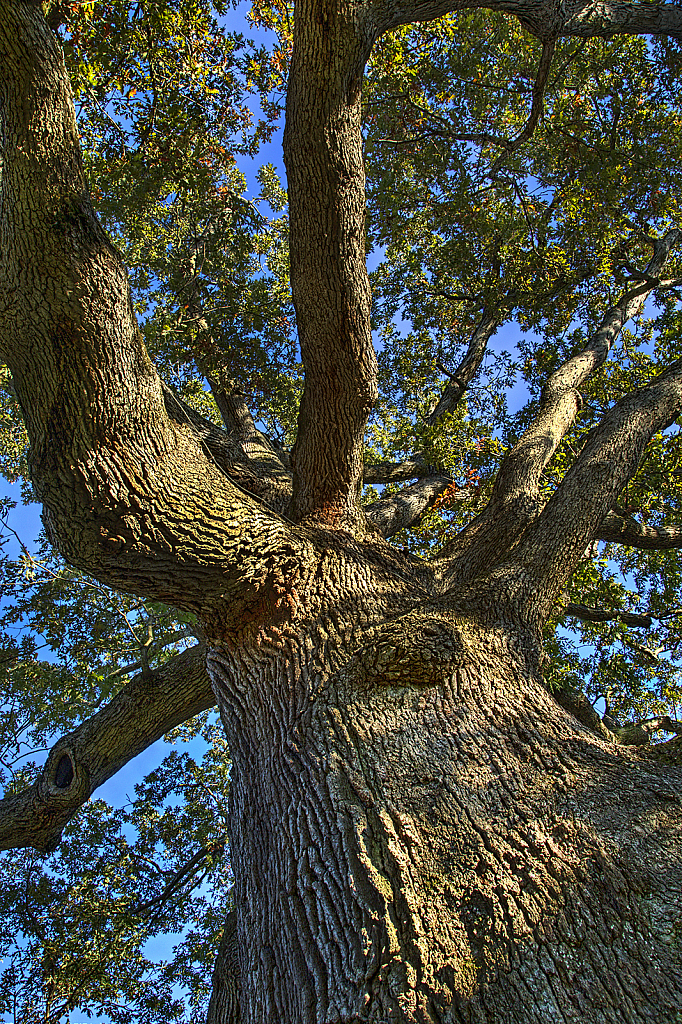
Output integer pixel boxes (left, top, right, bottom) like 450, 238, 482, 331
208, 599, 682, 1023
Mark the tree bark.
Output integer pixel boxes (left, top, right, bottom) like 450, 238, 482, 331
3, 3, 682, 1023
209, 595, 682, 1023
284, 0, 377, 532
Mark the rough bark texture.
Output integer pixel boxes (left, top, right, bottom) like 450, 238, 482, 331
2, 2, 682, 1023
209, 601, 682, 1023
283, 0, 377, 532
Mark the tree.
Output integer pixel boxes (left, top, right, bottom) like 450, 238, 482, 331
2, 0, 682, 1020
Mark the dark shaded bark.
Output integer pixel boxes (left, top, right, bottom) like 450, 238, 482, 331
376, 0, 682, 42
207, 911, 241, 1024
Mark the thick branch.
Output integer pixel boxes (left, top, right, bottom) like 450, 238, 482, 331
0, 644, 214, 854
597, 510, 682, 550
610, 715, 682, 746
161, 384, 292, 514
375, 0, 682, 42
0, 3, 301, 618
561, 0, 682, 41
493, 229, 682, 506
486, 357, 682, 624
426, 311, 498, 425
365, 475, 462, 536
284, 1, 378, 532
437, 234, 682, 586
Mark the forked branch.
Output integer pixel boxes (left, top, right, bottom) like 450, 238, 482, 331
492, 229, 682, 506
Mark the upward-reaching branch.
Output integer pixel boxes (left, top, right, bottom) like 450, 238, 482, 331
493, 228, 682, 506
284, 0, 378, 533
487, 358, 682, 625
176, 216, 269, 443
426, 311, 498, 425
0, 2, 302, 621
437, 232, 682, 581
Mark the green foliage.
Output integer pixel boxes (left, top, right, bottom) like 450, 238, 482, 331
0, 715, 231, 1024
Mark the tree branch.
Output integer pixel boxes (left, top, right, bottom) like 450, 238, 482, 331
0, 643, 214, 854
284, 0, 378, 533
597, 510, 682, 550
0, 3, 302, 617
363, 454, 432, 484
600, 714, 682, 747
161, 384, 292, 514
375, 0, 682, 43
365, 475, 463, 537
488, 38, 556, 175
561, 602, 653, 629
437, 233, 682, 586
485, 357, 682, 625
426, 311, 499, 425
175, 215, 266, 443
492, 228, 682, 506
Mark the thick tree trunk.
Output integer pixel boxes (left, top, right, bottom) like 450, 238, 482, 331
208, 601, 682, 1023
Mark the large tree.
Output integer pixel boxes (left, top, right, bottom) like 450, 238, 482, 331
2, 0, 682, 1021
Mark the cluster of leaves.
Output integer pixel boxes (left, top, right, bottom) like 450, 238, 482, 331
0, 715, 231, 1024
362, 15, 682, 722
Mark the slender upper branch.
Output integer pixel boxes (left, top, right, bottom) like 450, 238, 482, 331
0, 644, 213, 854
426, 311, 498, 425
489, 37, 555, 175
176, 216, 267, 443
561, 602, 653, 628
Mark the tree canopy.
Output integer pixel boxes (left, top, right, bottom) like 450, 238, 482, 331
2, 0, 682, 1021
